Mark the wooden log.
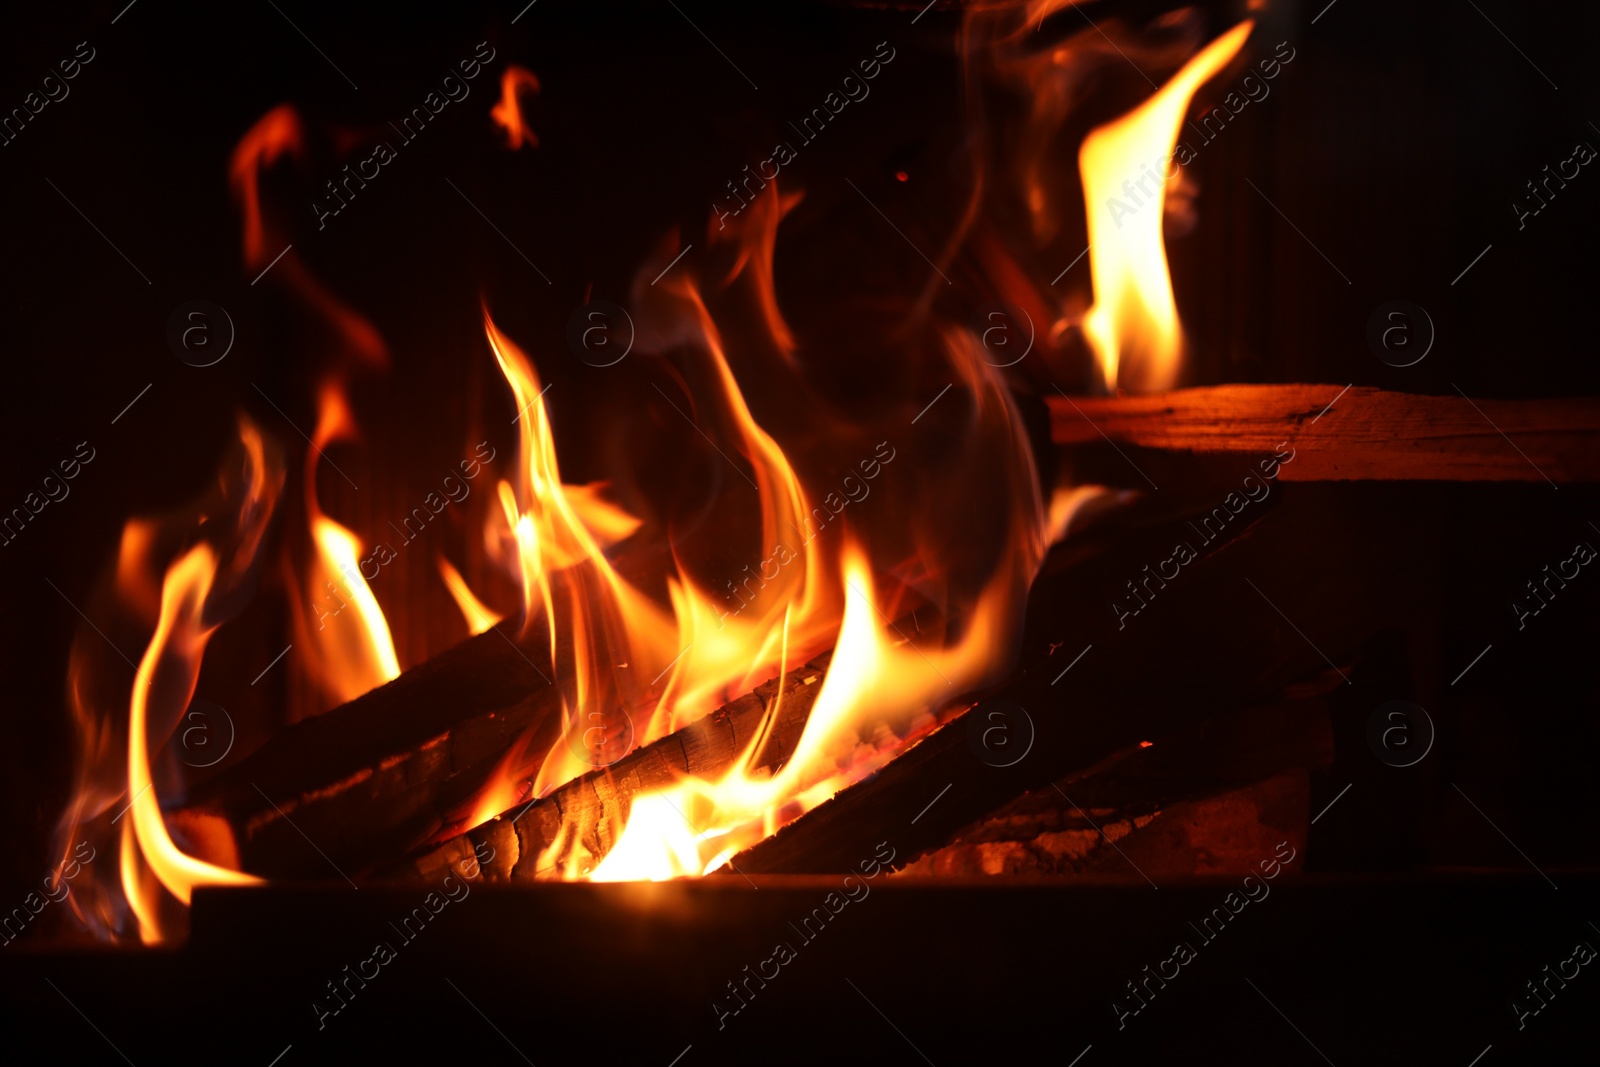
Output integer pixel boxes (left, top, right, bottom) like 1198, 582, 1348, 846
401, 478, 1361, 883
1049, 384, 1600, 483
176, 621, 559, 879
179, 503, 859, 880
731, 481, 1443, 874
175, 533, 711, 878
403, 650, 833, 883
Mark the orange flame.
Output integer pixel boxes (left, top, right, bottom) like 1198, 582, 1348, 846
490, 66, 541, 150
488, 223, 855, 767
1080, 21, 1252, 391
94, 418, 284, 941
438, 555, 502, 635
126, 544, 264, 918
53, 32, 1141, 936
588, 325, 1050, 880
294, 381, 400, 710
482, 313, 673, 797
479, 196, 1054, 876
468, 264, 848, 823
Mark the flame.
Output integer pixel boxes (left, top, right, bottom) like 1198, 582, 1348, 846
490, 66, 541, 150
126, 544, 264, 915
53, 417, 287, 942
228, 104, 303, 267
229, 104, 388, 368
467, 177, 1053, 877
483, 313, 676, 796
438, 556, 502, 635
707, 184, 801, 360
591, 534, 1027, 881
119, 821, 161, 944
560, 482, 644, 548
294, 381, 401, 709
475, 254, 843, 817
1079, 21, 1252, 391
52, 30, 1155, 938
113, 518, 164, 624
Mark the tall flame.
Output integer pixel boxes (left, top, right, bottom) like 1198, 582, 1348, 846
474, 241, 846, 820
126, 543, 264, 917
1080, 21, 1252, 391
466, 170, 1055, 877
88, 418, 284, 941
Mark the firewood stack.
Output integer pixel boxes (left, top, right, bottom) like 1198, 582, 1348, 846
173, 386, 1600, 886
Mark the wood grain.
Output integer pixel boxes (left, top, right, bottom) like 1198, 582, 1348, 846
1049, 384, 1600, 483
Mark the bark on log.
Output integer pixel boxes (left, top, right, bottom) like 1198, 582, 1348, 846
1049, 384, 1600, 483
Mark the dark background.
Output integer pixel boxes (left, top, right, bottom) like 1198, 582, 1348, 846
1, 0, 1598, 1010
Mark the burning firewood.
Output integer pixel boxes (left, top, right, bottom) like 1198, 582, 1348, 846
406, 650, 834, 884
175, 622, 558, 880
65, 0, 1588, 956
1050, 384, 1600, 483
400, 478, 1437, 884
172, 540, 699, 880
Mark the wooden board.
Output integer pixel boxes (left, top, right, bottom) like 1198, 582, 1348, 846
1048, 384, 1600, 483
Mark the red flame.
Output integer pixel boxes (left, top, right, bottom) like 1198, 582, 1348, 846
229, 105, 388, 369
228, 104, 304, 268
